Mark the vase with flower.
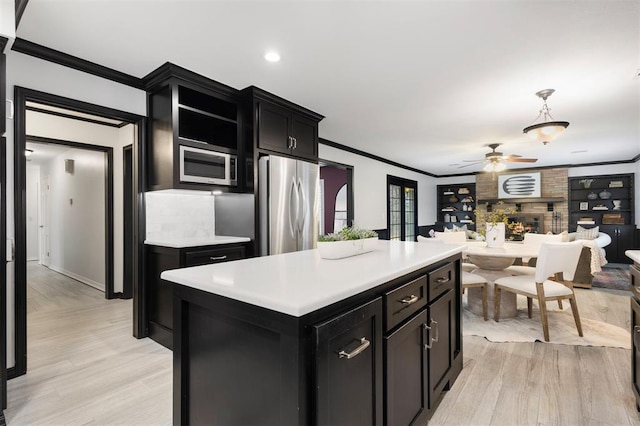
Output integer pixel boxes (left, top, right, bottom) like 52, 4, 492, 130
474, 201, 518, 248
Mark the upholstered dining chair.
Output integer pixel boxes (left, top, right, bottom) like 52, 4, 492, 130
493, 241, 584, 342
505, 232, 566, 276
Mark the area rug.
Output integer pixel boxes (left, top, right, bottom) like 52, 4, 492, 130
592, 263, 631, 292
463, 299, 630, 349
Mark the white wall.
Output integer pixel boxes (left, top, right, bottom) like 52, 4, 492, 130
318, 144, 437, 229
40, 148, 106, 290
5, 50, 146, 368
25, 165, 40, 261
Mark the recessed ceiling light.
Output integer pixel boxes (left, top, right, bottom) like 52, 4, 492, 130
265, 51, 281, 62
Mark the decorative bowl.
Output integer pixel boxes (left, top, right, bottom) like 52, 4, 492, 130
317, 237, 378, 260
587, 192, 598, 200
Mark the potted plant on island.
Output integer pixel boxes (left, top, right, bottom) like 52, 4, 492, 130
317, 226, 379, 259
474, 201, 518, 248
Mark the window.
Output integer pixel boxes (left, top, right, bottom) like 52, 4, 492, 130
387, 176, 418, 241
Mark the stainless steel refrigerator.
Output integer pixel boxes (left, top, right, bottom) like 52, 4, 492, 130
259, 155, 319, 256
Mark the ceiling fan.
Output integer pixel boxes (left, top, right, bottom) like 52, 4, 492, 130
459, 143, 538, 172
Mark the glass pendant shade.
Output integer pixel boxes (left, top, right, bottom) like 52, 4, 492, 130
523, 121, 569, 145
483, 161, 506, 172
523, 89, 569, 145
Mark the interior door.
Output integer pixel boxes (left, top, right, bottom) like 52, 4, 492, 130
39, 175, 50, 267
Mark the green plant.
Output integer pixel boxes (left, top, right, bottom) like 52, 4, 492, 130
318, 226, 378, 242
474, 201, 518, 238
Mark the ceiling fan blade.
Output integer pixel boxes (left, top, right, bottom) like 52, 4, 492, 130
458, 161, 483, 168
506, 157, 538, 163
462, 159, 483, 163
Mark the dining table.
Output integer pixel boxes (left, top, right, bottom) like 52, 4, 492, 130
462, 241, 541, 319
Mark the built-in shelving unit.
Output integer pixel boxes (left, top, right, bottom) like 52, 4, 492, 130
436, 184, 476, 230
568, 173, 635, 263
568, 174, 634, 228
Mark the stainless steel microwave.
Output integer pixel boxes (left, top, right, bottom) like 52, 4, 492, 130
179, 145, 237, 186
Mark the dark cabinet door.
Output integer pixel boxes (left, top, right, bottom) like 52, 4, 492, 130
385, 310, 428, 425
258, 102, 291, 155
631, 296, 640, 410
601, 225, 636, 263
314, 297, 383, 426
427, 290, 454, 410
290, 114, 317, 161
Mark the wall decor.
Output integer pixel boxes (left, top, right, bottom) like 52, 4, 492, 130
579, 202, 589, 211
498, 172, 541, 198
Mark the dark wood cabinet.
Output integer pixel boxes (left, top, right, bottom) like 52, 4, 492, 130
314, 298, 383, 426
384, 261, 459, 425
385, 310, 428, 425
146, 243, 247, 349
436, 184, 476, 230
631, 262, 640, 411
427, 288, 455, 409
600, 224, 636, 264
243, 86, 323, 163
144, 63, 244, 192
172, 254, 462, 425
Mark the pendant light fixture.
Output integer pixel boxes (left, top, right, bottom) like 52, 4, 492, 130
523, 89, 569, 145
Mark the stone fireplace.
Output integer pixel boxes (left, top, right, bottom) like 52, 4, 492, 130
476, 168, 569, 234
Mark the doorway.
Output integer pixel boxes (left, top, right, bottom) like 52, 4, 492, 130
319, 160, 354, 235
11, 87, 147, 378
26, 138, 112, 293
387, 175, 418, 241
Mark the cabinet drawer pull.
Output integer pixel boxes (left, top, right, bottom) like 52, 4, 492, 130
292, 137, 297, 149
400, 295, 419, 305
209, 255, 228, 261
423, 320, 439, 349
436, 276, 450, 284
338, 337, 370, 359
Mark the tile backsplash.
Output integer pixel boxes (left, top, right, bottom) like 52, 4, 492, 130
145, 191, 215, 241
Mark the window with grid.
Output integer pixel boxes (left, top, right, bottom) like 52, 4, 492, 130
387, 176, 418, 241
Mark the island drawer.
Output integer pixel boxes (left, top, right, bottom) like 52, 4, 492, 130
384, 275, 427, 331
184, 245, 246, 267
427, 262, 455, 302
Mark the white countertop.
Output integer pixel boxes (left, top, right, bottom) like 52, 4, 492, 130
626, 250, 640, 264
161, 240, 464, 317
144, 235, 251, 248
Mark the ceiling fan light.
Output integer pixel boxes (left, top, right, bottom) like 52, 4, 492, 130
494, 162, 506, 172
483, 163, 494, 172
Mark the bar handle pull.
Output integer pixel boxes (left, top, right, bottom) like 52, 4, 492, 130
338, 337, 370, 359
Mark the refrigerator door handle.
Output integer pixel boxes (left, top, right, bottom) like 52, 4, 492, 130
289, 177, 298, 239
297, 177, 307, 233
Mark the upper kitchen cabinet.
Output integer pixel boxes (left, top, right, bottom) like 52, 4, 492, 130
242, 86, 324, 163
143, 63, 245, 192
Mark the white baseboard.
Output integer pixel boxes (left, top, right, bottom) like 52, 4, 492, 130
47, 264, 105, 292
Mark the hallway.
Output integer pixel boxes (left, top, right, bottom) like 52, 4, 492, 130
4, 263, 171, 425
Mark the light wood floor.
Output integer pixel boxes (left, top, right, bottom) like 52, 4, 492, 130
5, 263, 172, 425
4, 264, 639, 425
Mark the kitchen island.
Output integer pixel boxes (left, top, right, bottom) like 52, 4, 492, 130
162, 240, 464, 425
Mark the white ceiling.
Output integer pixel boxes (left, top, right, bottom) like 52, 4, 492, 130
16, 0, 640, 175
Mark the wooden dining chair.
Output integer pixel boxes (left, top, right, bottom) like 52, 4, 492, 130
505, 232, 566, 276
462, 271, 488, 320
493, 241, 584, 342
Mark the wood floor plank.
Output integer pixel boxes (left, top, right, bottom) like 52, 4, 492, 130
6, 263, 640, 425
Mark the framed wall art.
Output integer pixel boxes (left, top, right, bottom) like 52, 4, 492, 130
497, 172, 541, 198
